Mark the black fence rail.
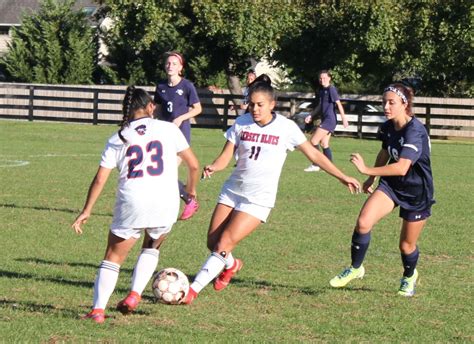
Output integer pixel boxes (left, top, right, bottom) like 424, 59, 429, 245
0, 83, 473, 140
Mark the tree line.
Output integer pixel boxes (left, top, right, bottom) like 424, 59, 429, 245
1, 0, 472, 97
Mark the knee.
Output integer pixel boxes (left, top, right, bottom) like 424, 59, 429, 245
355, 216, 373, 234
399, 240, 416, 254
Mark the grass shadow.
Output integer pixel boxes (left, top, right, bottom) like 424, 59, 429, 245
15, 257, 133, 274
0, 203, 112, 217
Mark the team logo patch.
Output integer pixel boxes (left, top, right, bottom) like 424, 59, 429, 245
176, 89, 184, 96
135, 124, 147, 135
399, 137, 404, 145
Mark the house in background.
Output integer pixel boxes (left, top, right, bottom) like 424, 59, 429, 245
0, 0, 99, 56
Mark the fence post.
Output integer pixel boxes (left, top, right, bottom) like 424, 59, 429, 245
425, 104, 431, 135
357, 111, 363, 139
222, 96, 229, 131
92, 90, 99, 125
290, 98, 296, 117
28, 86, 34, 121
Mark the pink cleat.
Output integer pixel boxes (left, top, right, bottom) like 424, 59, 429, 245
82, 308, 105, 324
179, 197, 199, 220
116, 291, 141, 315
214, 259, 243, 291
182, 287, 198, 305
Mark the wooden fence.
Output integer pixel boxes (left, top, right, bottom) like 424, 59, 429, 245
0, 82, 473, 140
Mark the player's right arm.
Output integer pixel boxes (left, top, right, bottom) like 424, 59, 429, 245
202, 141, 235, 178
71, 166, 113, 234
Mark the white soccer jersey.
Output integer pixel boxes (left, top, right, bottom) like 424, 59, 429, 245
100, 117, 189, 229
222, 113, 307, 207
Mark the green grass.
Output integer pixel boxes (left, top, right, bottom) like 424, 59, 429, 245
0, 120, 472, 342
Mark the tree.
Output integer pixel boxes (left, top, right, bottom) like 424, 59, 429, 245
188, 0, 307, 93
98, 0, 190, 85
100, 0, 307, 93
2, 0, 98, 84
275, 0, 473, 97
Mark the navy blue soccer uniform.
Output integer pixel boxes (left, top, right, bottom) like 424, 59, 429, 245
154, 78, 200, 143
377, 117, 435, 216
319, 85, 340, 133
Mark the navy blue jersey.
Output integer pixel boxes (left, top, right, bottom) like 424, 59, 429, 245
318, 85, 340, 132
377, 117, 435, 211
153, 78, 200, 142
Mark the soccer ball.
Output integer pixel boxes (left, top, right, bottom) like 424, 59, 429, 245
152, 268, 189, 305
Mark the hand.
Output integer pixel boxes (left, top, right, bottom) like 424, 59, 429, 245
341, 176, 361, 194
71, 211, 90, 235
350, 153, 368, 174
201, 165, 215, 179
304, 115, 312, 124
342, 117, 349, 128
362, 177, 375, 194
172, 117, 184, 128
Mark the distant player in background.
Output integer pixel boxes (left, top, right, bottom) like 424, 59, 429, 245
229, 69, 257, 114
304, 70, 349, 172
154, 51, 202, 220
329, 83, 435, 297
72, 86, 200, 323
183, 76, 361, 304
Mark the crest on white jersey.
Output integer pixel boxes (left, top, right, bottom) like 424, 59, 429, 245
135, 124, 147, 135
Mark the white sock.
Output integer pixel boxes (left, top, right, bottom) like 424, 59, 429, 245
225, 252, 235, 269
93, 260, 120, 310
190, 252, 226, 293
130, 248, 160, 295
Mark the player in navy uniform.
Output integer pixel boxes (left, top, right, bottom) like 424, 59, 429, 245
154, 51, 202, 220
304, 70, 349, 171
183, 76, 361, 304
329, 83, 435, 297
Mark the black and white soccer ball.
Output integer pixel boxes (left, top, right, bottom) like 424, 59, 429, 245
152, 268, 189, 305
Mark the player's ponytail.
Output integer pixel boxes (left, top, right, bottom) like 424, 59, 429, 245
248, 74, 274, 100
118, 86, 153, 143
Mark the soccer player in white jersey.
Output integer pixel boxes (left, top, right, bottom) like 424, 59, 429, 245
71, 86, 200, 323
183, 76, 361, 304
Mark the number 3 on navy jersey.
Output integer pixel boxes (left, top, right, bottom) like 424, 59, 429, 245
126, 140, 164, 178
166, 101, 173, 113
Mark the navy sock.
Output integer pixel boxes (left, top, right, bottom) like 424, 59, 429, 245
351, 231, 371, 268
178, 180, 190, 203
401, 247, 419, 277
323, 147, 333, 161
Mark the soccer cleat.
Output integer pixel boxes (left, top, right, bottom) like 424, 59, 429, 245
398, 269, 419, 297
304, 164, 320, 172
179, 197, 199, 220
182, 287, 198, 305
214, 259, 243, 291
329, 265, 365, 288
82, 308, 105, 324
116, 291, 141, 315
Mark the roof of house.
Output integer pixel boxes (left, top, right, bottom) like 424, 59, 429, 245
0, 0, 98, 25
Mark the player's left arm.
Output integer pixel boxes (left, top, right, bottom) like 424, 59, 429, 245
178, 147, 200, 199
71, 166, 113, 234
173, 102, 202, 127
335, 100, 349, 128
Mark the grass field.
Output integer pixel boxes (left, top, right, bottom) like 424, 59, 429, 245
0, 120, 472, 342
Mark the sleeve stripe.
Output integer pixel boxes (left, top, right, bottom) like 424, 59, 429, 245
403, 144, 418, 152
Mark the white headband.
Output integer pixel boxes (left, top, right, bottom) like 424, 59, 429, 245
384, 86, 407, 103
